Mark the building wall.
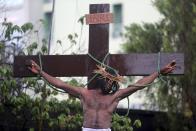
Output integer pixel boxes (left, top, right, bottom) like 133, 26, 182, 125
0, 0, 44, 25
0, 0, 28, 25
52, 0, 162, 54
28, 0, 44, 24
1, 0, 162, 53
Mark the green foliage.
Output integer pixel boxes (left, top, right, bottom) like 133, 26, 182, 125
123, 23, 163, 53
112, 113, 141, 131
133, 119, 142, 128
59, 114, 83, 130
21, 23, 34, 33
0, 41, 4, 50
78, 16, 85, 25
47, 98, 83, 130
41, 39, 48, 54
68, 33, 78, 45
2, 21, 33, 40
27, 42, 38, 55
123, 0, 196, 130
29, 128, 34, 131
0, 19, 84, 131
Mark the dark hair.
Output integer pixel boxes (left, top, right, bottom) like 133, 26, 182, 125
94, 68, 119, 94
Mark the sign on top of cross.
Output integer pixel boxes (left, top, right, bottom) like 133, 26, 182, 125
14, 4, 184, 89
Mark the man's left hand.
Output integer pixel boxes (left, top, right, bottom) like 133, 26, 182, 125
160, 60, 176, 75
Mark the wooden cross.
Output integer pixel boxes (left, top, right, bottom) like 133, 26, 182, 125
14, 4, 184, 89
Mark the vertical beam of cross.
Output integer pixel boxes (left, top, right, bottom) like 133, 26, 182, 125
87, 4, 110, 88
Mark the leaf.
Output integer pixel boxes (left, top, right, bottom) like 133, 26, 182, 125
74, 33, 78, 38
71, 40, 77, 45
1, 68, 7, 74
12, 25, 22, 33
68, 79, 79, 86
21, 23, 33, 33
68, 34, 73, 40
29, 128, 34, 131
32, 106, 40, 115
31, 42, 38, 49
39, 19, 45, 24
41, 44, 48, 54
4, 22, 13, 40
133, 119, 142, 128
27, 42, 38, 54
42, 112, 49, 119
51, 90, 58, 95
42, 38, 47, 45
78, 16, 85, 25
56, 40, 62, 46
0, 42, 5, 50
48, 121, 54, 127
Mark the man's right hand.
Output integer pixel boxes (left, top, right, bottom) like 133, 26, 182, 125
27, 60, 41, 74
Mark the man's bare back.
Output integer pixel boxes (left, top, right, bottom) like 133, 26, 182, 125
81, 89, 120, 129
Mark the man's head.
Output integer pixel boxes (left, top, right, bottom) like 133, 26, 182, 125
94, 66, 121, 94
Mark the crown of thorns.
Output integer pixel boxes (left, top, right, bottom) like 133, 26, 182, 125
93, 65, 126, 83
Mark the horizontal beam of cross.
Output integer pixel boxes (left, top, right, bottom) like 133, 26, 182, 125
14, 53, 184, 77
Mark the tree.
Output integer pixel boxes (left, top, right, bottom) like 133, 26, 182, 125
122, 0, 196, 130
0, 18, 84, 131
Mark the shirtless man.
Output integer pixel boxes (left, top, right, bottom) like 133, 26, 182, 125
28, 60, 176, 131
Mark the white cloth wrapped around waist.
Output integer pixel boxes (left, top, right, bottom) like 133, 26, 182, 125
82, 127, 111, 131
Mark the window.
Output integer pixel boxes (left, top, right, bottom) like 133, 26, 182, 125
112, 4, 123, 38
44, 0, 53, 3
44, 12, 52, 38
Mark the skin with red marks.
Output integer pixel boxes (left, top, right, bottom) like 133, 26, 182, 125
28, 60, 176, 129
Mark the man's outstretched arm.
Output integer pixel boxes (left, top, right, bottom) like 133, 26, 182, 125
27, 60, 85, 98
116, 60, 176, 100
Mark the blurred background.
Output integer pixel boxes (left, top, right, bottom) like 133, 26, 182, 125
0, 0, 195, 131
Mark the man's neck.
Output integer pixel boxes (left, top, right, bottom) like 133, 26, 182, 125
89, 88, 103, 95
